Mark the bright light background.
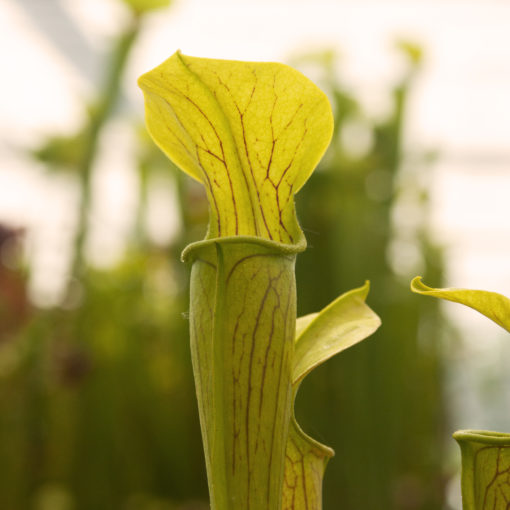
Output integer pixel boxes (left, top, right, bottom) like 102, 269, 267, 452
1, 0, 510, 472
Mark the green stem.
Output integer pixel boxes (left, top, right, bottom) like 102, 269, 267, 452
72, 17, 141, 276
185, 237, 298, 510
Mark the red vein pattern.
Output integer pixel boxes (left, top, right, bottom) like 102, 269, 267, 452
282, 420, 332, 510
189, 240, 296, 510
140, 52, 335, 510
139, 52, 333, 244
471, 445, 510, 509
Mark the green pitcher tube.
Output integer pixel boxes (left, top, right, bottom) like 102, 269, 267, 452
184, 237, 301, 509
454, 430, 510, 510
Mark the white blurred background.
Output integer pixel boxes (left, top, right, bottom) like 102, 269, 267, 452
0, 0, 509, 507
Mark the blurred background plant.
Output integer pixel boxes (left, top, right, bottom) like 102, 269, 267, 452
293, 46, 447, 510
1, 0, 510, 509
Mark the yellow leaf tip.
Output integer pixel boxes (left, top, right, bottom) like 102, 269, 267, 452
410, 275, 430, 294
358, 280, 371, 299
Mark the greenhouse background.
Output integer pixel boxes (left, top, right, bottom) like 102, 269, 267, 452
0, 0, 509, 508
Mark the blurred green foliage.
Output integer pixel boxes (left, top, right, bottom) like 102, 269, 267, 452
0, 252, 206, 509
294, 46, 447, 510
0, 4, 448, 509
122, 0, 172, 15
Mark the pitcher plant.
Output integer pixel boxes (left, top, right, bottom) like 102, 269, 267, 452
138, 52, 381, 510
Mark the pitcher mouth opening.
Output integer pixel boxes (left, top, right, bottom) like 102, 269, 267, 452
181, 232, 307, 263
453, 429, 510, 445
